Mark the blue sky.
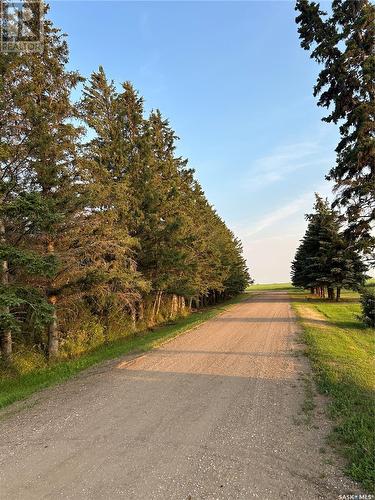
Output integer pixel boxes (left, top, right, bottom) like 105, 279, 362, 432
50, 0, 338, 283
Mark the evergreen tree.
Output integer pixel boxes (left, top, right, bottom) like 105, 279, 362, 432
79, 67, 149, 333
137, 110, 206, 317
2, 2, 84, 357
0, 7, 70, 358
291, 194, 368, 299
0, 50, 26, 358
295, 0, 375, 252
176, 178, 250, 304
224, 237, 252, 295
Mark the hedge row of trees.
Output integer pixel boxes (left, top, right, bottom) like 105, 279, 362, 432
291, 195, 368, 300
0, 4, 250, 362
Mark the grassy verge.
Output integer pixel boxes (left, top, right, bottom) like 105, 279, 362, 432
291, 289, 375, 492
0, 293, 248, 411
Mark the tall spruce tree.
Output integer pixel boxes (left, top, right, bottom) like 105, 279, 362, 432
0, 7, 71, 358
291, 194, 368, 299
177, 177, 250, 304
295, 0, 375, 252
79, 67, 149, 333
0, 50, 27, 358
136, 110, 195, 317
223, 236, 251, 297
3, 2, 85, 357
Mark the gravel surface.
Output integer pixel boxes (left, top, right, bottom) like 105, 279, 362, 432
0, 292, 361, 499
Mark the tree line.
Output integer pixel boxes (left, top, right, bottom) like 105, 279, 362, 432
0, 3, 250, 362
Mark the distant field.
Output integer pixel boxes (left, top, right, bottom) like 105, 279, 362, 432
247, 282, 296, 291
248, 278, 374, 294
291, 289, 375, 492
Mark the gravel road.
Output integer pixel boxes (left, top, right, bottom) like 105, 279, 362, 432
0, 292, 359, 499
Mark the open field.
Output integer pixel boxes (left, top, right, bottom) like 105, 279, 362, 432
247, 282, 296, 291
0, 294, 247, 411
291, 288, 375, 492
248, 279, 374, 294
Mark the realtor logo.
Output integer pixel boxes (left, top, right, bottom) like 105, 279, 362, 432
0, 0, 43, 53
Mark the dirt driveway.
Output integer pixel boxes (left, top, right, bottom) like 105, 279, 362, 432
0, 292, 359, 499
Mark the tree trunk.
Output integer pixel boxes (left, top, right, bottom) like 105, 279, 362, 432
47, 240, 59, 359
170, 294, 178, 318
138, 300, 144, 322
48, 297, 58, 358
0, 219, 11, 359
336, 287, 341, 302
327, 287, 334, 300
310, 287, 315, 295
1, 330, 12, 359
170, 295, 174, 318
151, 292, 159, 324
156, 291, 162, 318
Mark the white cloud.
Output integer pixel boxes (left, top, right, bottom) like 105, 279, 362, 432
244, 194, 308, 237
234, 180, 332, 238
245, 141, 331, 191
232, 182, 333, 282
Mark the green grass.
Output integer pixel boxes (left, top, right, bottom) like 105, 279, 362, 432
291, 290, 375, 492
247, 282, 296, 291
0, 294, 248, 411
